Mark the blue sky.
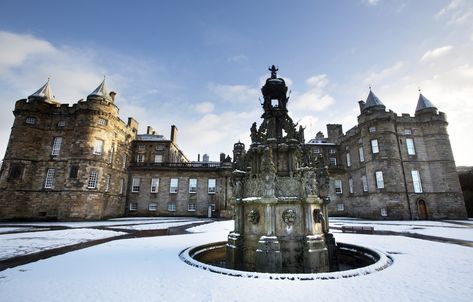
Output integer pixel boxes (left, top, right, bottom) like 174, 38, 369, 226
1, 0, 472, 165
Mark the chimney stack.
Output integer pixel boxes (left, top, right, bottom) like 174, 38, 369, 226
170, 125, 178, 144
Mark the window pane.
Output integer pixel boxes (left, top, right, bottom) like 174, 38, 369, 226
44, 168, 55, 188
151, 178, 159, 193
94, 140, 104, 155
406, 138, 416, 155
132, 177, 140, 192
346, 152, 351, 167
362, 175, 368, 192
88, 170, 98, 188
411, 170, 423, 193
208, 178, 216, 193
334, 179, 342, 194
349, 178, 354, 194
375, 171, 384, 189
51, 137, 62, 156
371, 139, 379, 154
170, 178, 178, 193
189, 178, 197, 193
359, 146, 365, 162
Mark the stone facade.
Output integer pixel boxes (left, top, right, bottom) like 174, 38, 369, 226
306, 91, 468, 220
0, 80, 232, 220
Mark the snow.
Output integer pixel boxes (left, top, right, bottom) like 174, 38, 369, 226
0, 229, 126, 260
1, 219, 473, 301
0, 227, 41, 234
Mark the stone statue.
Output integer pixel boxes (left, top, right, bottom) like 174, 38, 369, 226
269, 65, 278, 78
298, 125, 305, 143
250, 122, 259, 143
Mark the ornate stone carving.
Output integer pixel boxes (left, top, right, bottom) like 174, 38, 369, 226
247, 209, 260, 224
282, 209, 297, 225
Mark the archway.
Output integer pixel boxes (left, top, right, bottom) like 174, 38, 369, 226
417, 199, 428, 220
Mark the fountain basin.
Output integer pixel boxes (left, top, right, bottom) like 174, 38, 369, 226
179, 241, 393, 280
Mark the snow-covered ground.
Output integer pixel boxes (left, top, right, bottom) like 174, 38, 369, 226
0, 229, 126, 261
107, 220, 209, 231
330, 218, 473, 241
0, 219, 472, 301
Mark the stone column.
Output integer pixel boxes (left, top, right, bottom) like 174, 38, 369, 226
255, 200, 282, 273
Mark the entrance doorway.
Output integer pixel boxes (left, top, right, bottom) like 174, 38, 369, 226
417, 199, 428, 220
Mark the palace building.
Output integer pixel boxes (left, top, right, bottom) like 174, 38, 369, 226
0, 75, 468, 220
0, 79, 232, 220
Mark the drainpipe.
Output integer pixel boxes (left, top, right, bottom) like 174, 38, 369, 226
394, 119, 413, 220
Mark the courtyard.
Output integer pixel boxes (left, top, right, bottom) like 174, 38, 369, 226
0, 217, 472, 302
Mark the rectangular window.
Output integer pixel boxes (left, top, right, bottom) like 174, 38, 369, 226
88, 170, 98, 189
168, 203, 177, 212
349, 178, 354, 194
375, 171, 384, 189
411, 170, 423, 193
337, 204, 345, 211
122, 155, 127, 169
371, 139, 379, 154
170, 178, 179, 193
26, 117, 37, 125
57, 120, 65, 127
138, 145, 145, 151
108, 144, 114, 164
314, 147, 321, 154
334, 179, 342, 194
8, 164, 23, 180
208, 178, 216, 194
148, 203, 157, 211
404, 128, 412, 135
51, 137, 62, 156
380, 208, 388, 217
69, 165, 79, 179
329, 148, 336, 154
189, 178, 197, 193
93, 139, 104, 155
119, 178, 124, 194
346, 152, 351, 167
98, 118, 108, 126
188, 203, 196, 212
132, 177, 140, 192
362, 175, 368, 192
44, 168, 55, 188
105, 174, 111, 192
150, 178, 159, 193
329, 157, 337, 166
154, 154, 163, 163
136, 154, 145, 163
359, 146, 365, 162
406, 138, 416, 155
129, 203, 137, 211
368, 126, 376, 133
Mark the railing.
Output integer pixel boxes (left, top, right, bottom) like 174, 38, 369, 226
130, 162, 223, 169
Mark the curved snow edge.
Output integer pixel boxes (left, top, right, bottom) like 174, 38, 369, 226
179, 241, 393, 281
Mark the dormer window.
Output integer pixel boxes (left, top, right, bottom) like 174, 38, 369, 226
26, 117, 37, 125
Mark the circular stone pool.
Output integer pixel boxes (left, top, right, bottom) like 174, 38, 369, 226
179, 241, 393, 280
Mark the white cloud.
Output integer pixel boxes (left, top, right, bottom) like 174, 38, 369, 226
420, 46, 453, 62
209, 83, 259, 103
290, 74, 334, 115
193, 101, 215, 114
365, 0, 380, 6
436, 0, 473, 25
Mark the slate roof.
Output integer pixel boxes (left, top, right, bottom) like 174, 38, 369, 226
364, 89, 385, 110
88, 78, 112, 101
416, 93, 437, 112
28, 78, 56, 103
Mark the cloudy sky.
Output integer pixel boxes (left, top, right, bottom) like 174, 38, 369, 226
0, 0, 472, 166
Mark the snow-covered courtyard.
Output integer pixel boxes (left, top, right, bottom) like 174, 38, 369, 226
1, 217, 473, 302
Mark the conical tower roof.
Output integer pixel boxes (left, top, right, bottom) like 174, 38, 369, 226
28, 78, 56, 103
364, 89, 385, 109
415, 93, 437, 112
88, 78, 112, 101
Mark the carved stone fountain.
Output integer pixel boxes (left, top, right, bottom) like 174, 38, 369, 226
226, 66, 338, 273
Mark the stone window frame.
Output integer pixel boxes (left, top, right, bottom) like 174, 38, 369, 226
380, 208, 388, 217
334, 179, 343, 194
189, 178, 197, 193
51, 137, 63, 156
346, 151, 351, 167
361, 175, 368, 192
57, 120, 66, 127
98, 118, 108, 126
329, 148, 336, 154
150, 178, 160, 193
44, 168, 55, 189
188, 203, 196, 212
368, 126, 376, 133
148, 203, 157, 211
25, 116, 37, 125
406, 138, 416, 155
136, 154, 145, 163
170, 178, 179, 194
358, 146, 365, 162
329, 157, 337, 166
336, 203, 345, 211
375, 171, 385, 189
371, 139, 379, 154
154, 154, 163, 163
93, 139, 104, 155
129, 203, 138, 211
87, 170, 99, 189
69, 165, 79, 179
8, 163, 24, 180
404, 128, 412, 135
208, 178, 217, 194
131, 177, 140, 192
411, 170, 423, 193
348, 178, 354, 194
119, 178, 124, 195
104, 174, 111, 192
167, 203, 177, 212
